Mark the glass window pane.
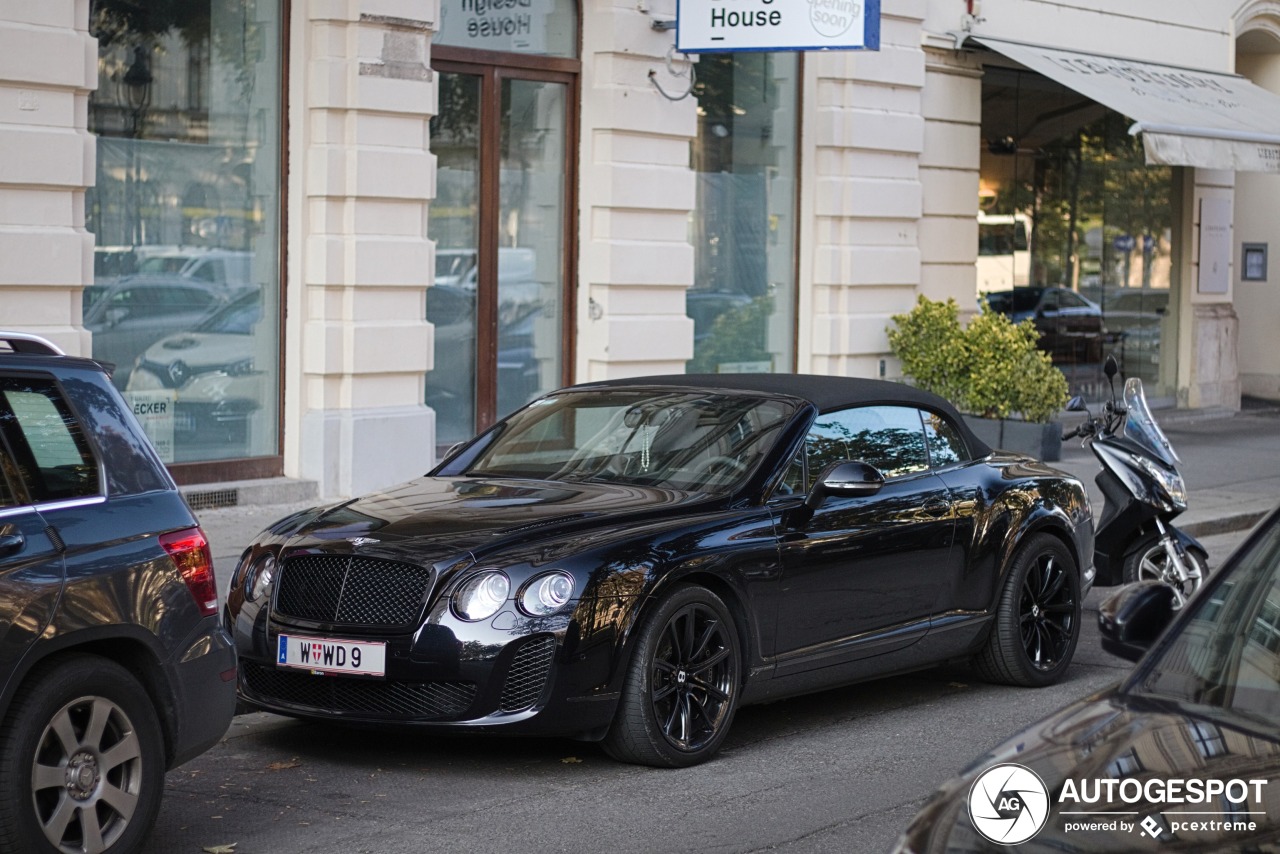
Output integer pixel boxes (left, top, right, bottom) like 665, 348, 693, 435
922, 410, 970, 467
0, 380, 100, 501
497, 78, 566, 421
428, 72, 482, 451
86, 0, 283, 465
807, 406, 929, 479
689, 52, 798, 375
979, 67, 1177, 398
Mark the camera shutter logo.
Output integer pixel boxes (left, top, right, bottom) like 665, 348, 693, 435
968, 763, 1051, 845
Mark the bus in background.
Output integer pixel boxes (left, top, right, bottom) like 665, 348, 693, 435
977, 212, 1031, 293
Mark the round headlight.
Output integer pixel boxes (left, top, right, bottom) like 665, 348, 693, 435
453, 571, 510, 622
519, 571, 575, 616
245, 553, 276, 603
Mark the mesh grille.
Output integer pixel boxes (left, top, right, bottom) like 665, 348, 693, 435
275, 555, 433, 627
499, 635, 557, 712
242, 662, 476, 719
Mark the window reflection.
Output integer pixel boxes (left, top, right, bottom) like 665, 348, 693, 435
980, 67, 1176, 398
86, 0, 282, 465
688, 52, 797, 375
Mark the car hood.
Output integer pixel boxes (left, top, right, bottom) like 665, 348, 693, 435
898, 690, 1280, 852
269, 475, 715, 563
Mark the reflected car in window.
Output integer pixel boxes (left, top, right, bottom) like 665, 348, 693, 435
894, 506, 1280, 852
125, 288, 266, 456
83, 277, 238, 388
983, 286, 1107, 363
228, 374, 1094, 767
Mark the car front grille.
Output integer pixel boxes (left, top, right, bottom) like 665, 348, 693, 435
242, 662, 476, 720
274, 555, 433, 627
499, 635, 557, 712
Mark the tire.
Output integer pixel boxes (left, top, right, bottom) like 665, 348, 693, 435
602, 585, 741, 767
973, 534, 1081, 687
1122, 534, 1209, 610
0, 655, 165, 854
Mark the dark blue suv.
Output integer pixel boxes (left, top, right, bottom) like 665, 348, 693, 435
0, 332, 236, 853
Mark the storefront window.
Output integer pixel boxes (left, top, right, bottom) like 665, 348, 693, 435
86, 0, 283, 465
980, 68, 1177, 399
688, 53, 798, 375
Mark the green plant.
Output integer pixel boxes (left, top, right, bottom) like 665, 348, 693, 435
887, 296, 1068, 424
884, 296, 969, 404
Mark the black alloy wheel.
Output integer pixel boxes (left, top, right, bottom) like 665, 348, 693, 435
0, 656, 164, 854
602, 585, 741, 767
974, 534, 1081, 687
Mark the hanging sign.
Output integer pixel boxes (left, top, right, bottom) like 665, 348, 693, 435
676, 0, 880, 53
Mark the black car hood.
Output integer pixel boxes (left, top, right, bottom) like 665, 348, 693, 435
902, 690, 1280, 852
275, 475, 714, 563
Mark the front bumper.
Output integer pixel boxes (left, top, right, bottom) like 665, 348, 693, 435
233, 601, 623, 739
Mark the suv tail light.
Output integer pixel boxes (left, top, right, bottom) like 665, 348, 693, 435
160, 527, 218, 617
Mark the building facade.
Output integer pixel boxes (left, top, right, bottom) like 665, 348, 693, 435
4, 0, 1279, 497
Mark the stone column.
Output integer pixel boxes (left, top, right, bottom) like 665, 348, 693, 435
800, 0, 926, 378
576, 0, 697, 381
0, 2, 96, 354
290, 1, 436, 496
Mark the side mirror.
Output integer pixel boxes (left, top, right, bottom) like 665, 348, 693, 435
1098, 581, 1175, 662
1104, 354, 1119, 379
1065, 396, 1087, 412
803, 461, 885, 512
104, 307, 128, 327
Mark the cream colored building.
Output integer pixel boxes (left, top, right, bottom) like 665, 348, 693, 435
3, 0, 1279, 497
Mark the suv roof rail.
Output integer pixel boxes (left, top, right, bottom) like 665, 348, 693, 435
0, 331, 67, 357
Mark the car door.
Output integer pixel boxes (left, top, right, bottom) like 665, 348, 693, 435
0, 378, 69, 681
773, 405, 957, 674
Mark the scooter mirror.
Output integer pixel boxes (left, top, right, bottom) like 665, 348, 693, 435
1065, 395, 1087, 412
1104, 355, 1119, 379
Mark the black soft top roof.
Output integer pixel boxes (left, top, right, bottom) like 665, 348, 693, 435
572, 373, 991, 457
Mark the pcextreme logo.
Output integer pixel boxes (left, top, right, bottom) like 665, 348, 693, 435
968, 763, 1050, 845
967, 763, 1270, 845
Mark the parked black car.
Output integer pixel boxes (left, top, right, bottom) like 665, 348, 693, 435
894, 506, 1280, 852
229, 374, 1094, 767
0, 332, 236, 853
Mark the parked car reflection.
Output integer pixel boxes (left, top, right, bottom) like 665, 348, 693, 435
126, 288, 266, 459
983, 286, 1107, 363
84, 277, 237, 388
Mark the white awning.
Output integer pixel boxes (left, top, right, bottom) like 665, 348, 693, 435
970, 36, 1280, 173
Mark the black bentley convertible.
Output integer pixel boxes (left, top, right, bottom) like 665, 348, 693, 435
227, 375, 1094, 766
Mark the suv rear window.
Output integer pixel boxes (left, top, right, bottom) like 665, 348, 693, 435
0, 378, 100, 502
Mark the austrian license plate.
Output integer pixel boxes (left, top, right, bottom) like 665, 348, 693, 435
277, 634, 386, 677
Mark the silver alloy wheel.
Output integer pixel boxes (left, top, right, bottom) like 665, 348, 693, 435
32, 695, 143, 854
1132, 543, 1206, 610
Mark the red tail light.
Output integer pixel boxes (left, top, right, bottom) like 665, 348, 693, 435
160, 527, 218, 617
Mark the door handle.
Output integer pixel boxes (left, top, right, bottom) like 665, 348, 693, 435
0, 531, 25, 556
921, 498, 950, 518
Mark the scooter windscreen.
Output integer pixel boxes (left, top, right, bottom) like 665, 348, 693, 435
1122, 378, 1180, 466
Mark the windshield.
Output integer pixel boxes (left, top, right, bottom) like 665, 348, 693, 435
464, 389, 798, 493
1121, 377, 1179, 466
1137, 515, 1280, 730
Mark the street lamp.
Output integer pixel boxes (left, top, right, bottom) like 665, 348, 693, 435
123, 46, 152, 247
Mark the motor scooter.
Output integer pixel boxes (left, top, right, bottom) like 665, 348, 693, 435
1063, 356, 1208, 608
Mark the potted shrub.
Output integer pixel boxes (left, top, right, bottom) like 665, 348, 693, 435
887, 296, 1069, 461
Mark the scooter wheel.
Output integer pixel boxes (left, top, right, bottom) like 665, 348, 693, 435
1122, 535, 1209, 609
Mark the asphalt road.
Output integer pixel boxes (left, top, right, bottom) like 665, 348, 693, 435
141, 528, 1256, 854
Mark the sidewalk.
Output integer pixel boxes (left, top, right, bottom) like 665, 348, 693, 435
192, 405, 1280, 580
